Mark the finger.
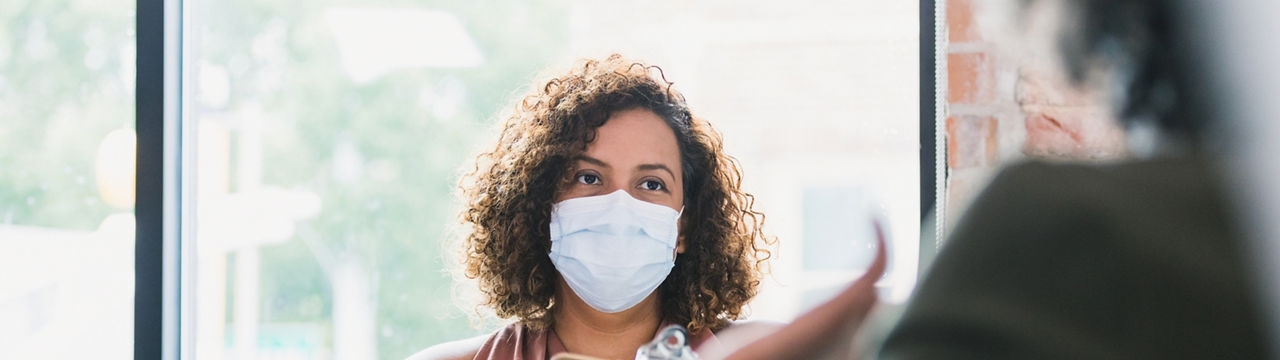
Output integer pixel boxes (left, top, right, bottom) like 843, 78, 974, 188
852, 220, 888, 290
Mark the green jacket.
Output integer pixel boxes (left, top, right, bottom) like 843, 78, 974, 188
880, 156, 1268, 359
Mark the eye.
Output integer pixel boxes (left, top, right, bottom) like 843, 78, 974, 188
640, 179, 666, 192
576, 173, 601, 185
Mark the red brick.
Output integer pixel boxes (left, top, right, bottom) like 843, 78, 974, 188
948, 0, 980, 42
948, 52, 996, 104
947, 115, 998, 169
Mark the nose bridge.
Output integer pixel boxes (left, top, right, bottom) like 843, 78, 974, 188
602, 179, 634, 199
604, 188, 635, 203
607, 183, 629, 195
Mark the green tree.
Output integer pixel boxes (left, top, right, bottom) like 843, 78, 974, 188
0, 0, 134, 229
197, 0, 570, 358
3, 1, 572, 357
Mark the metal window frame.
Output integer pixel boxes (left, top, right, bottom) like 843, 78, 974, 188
132, 0, 945, 355
918, 0, 945, 275
920, 0, 937, 224
135, 0, 185, 358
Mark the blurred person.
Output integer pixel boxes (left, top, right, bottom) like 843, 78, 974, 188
1015, 64, 1126, 160
1197, 0, 1280, 355
879, 0, 1270, 358
412, 54, 852, 360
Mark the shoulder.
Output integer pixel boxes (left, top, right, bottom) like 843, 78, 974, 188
405, 333, 491, 360
987, 156, 1213, 200
957, 159, 1141, 234
979, 160, 1104, 203
966, 157, 1222, 241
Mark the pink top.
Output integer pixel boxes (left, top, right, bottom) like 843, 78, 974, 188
472, 321, 719, 360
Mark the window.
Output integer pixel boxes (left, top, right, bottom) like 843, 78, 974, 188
187, 2, 573, 358
8, 0, 930, 358
0, 0, 135, 358
184, 1, 921, 358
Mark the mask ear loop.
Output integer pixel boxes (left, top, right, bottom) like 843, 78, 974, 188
674, 206, 685, 260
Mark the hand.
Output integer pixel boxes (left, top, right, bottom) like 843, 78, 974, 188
702, 222, 889, 360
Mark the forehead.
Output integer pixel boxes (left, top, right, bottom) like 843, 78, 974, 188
583, 108, 681, 166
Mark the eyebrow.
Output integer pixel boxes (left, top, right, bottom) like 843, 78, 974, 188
575, 155, 677, 181
637, 163, 677, 181
574, 155, 610, 168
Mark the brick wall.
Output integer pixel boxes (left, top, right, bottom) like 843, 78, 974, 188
943, 0, 1126, 228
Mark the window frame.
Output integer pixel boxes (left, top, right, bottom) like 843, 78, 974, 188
135, 0, 185, 358
131, 1, 942, 357
919, 0, 944, 275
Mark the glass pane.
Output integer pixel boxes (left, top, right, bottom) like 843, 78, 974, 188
0, 0, 136, 358
189, 1, 916, 358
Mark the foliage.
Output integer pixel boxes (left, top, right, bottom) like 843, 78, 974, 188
4, 0, 571, 358
199, 0, 570, 358
0, 0, 133, 229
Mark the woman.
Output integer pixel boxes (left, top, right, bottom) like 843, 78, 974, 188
415, 54, 779, 359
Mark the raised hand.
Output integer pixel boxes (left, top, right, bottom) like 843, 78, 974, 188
704, 222, 888, 360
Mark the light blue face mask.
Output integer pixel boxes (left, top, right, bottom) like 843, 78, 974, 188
548, 190, 683, 313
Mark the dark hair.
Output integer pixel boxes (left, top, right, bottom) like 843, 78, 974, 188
1028, 0, 1208, 138
457, 54, 773, 334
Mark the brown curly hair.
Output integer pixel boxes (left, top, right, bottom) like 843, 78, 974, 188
457, 54, 772, 334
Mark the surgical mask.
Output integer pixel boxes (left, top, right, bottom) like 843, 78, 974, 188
548, 189, 682, 313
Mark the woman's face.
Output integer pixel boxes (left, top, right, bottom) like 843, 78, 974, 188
557, 108, 685, 213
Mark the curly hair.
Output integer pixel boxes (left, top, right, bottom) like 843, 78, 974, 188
457, 54, 773, 334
